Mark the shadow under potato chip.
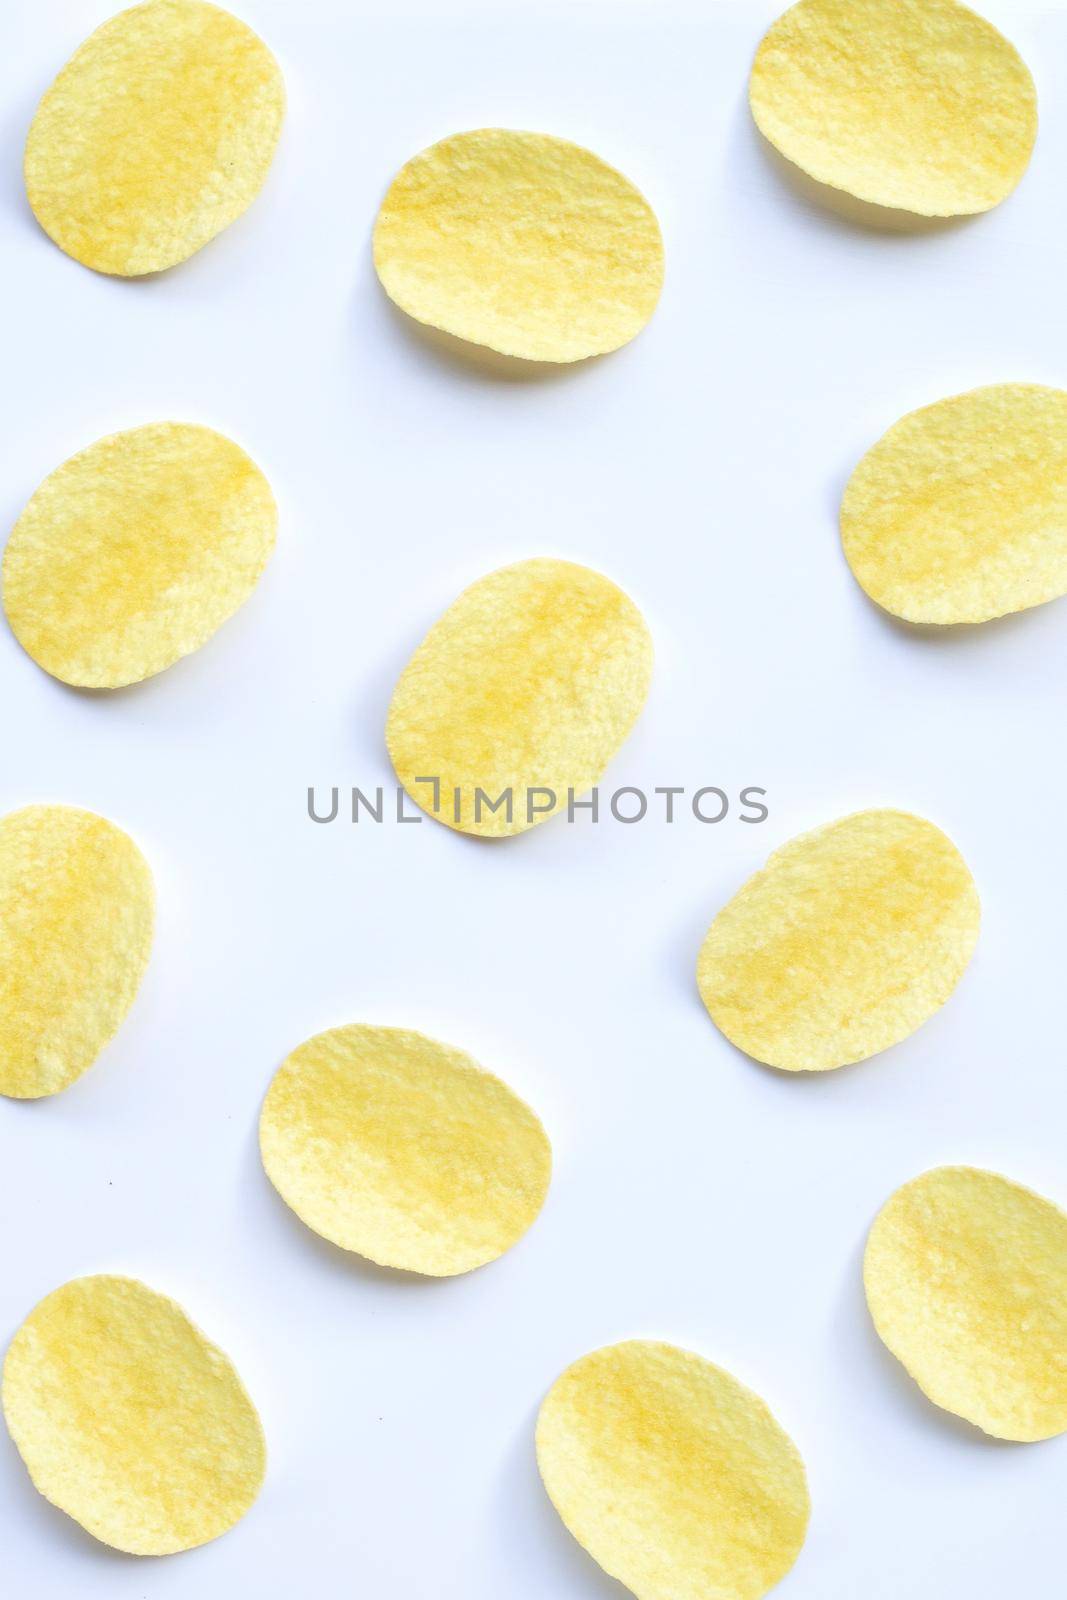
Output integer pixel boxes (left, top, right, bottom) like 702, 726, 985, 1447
752, 129, 980, 237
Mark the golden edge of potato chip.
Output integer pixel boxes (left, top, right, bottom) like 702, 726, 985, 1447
259, 1024, 552, 1276
536, 1339, 810, 1600
2, 1274, 266, 1554
841, 383, 1067, 625
372, 128, 664, 363
864, 1166, 1067, 1441
385, 557, 654, 839
696, 808, 980, 1072
749, 0, 1037, 219
0, 803, 155, 1099
2, 421, 278, 689
25, 0, 286, 277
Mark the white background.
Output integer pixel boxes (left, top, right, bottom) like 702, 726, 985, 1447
2, 1, 1066, 1595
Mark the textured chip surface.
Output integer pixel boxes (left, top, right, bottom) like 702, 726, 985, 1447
386, 558, 652, 837
373, 129, 663, 362
25, 0, 284, 276
260, 1024, 551, 1276
0, 805, 154, 1098
4, 422, 277, 688
865, 1167, 1067, 1440
697, 809, 979, 1072
2, 1274, 266, 1553
750, 0, 1036, 217
536, 1340, 810, 1600
842, 384, 1067, 624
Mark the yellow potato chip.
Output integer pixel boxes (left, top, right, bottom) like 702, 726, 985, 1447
842, 384, 1067, 625
25, 0, 284, 276
697, 809, 979, 1072
537, 1340, 810, 1600
3, 422, 277, 688
3, 1274, 265, 1553
386, 558, 652, 837
750, 0, 1036, 218
259, 1024, 551, 1276
865, 1167, 1067, 1441
0, 805, 154, 1099
373, 129, 664, 362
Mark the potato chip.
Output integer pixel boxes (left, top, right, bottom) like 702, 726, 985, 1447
842, 384, 1067, 625
865, 1167, 1067, 1441
537, 1340, 810, 1600
697, 809, 979, 1073
3, 1274, 265, 1553
0, 805, 154, 1099
750, 0, 1036, 218
3, 423, 277, 688
25, 0, 284, 276
260, 1024, 551, 1276
373, 129, 664, 362
386, 558, 652, 837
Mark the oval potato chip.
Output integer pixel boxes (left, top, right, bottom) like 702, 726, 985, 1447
749, 0, 1036, 218
386, 558, 652, 837
3, 422, 277, 688
0, 804, 154, 1099
3, 1275, 265, 1553
842, 384, 1067, 625
260, 1024, 551, 1276
373, 129, 664, 362
25, 0, 284, 276
536, 1340, 810, 1600
696, 809, 979, 1072
865, 1167, 1067, 1440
